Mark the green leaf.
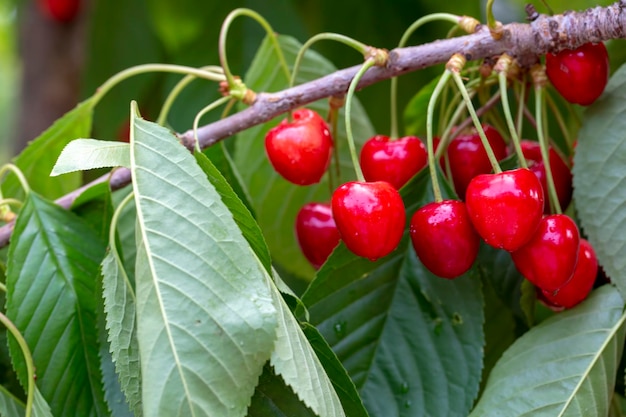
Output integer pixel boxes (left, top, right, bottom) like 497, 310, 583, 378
131, 116, 277, 417
101, 250, 141, 416
32, 389, 54, 417
4, 99, 94, 199
71, 181, 114, 244
269, 277, 345, 417
6, 192, 108, 417
470, 285, 626, 417
233, 34, 375, 280
403, 75, 439, 137
51, 139, 130, 176
302, 170, 484, 417
0, 385, 24, 417
574, 64, 626, 298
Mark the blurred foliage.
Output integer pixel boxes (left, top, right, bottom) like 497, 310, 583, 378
0, 1, 17, 164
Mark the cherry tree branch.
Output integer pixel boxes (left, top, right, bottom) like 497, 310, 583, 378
0, 2, 625, 247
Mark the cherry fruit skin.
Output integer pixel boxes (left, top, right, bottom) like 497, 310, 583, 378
409, 200, 480, 279
360, 135, 427, 190
540, 238, 598, 309
265, 108, 333, 185
38, 0, 80, 23
465, 168, 544, 251
545, 42, 609, 106
331, 181, 405, 261
520, 140, 573, 213
295, 202, 341, 269
440, 125, 508, 200
511, 214, 580, 292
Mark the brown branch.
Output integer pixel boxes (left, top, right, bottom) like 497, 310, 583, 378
0, 2, 624, 248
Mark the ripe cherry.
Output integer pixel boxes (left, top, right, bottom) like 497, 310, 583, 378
520, 140, 573, 213
38, 0, 80, 23
545, 42, 610, 106
539, 238, 598, 309
409, 200, 479, 279
295, 202, 341, 269
511, 214, 580, 292
331, 181, 405, 261
465, 168, 544, 252
265, 108, 333, 186
437, 125, 508, 200
360, 135, 427, 190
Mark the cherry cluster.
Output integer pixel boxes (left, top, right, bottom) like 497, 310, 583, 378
266, 39, 609, 310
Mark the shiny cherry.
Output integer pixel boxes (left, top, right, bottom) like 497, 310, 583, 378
295, 202, 341, 269
545, 42, 610, 106
520, 140, 573, 213
360, 135, 428, 190
331, 181, 405, 261
539, 238, 598, 309
409, 200, 480, 279
438, 125, 508, 200
511, 214, 580, 292
265, 108, 333, 185
38, 0, 80, 23
465, 168, 544, 251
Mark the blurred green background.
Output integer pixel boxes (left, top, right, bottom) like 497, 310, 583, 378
0, 0, 621, 164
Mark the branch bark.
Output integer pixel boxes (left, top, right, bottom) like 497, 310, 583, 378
1, 1, 625, 247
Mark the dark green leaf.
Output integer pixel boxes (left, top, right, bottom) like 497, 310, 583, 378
403, 75, 439, 137
71, 181, 114, 243
6, 192, 108, 417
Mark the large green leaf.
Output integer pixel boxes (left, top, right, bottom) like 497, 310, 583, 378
302, 170, 484, 417
4, 100, 93, 199
233, 34, 375, 280
131, 115, 277, 416
6, 192, 108, 417
574, 64, 626, 298
470, 285, 626, 416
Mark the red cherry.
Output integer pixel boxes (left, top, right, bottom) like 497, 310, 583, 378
360, 135, 427, 190
265, 108, 333, 186
295, 202, 341, 269
465, 168, 544, 251
331, 181, 405, 261
409, 200, 480, 279
545, 42, 610, 106
540, 238, 598, 309
520, 140, 573, 213
38, 0, 80, 23
511, 214, 580, 292
438, 125, 508, 200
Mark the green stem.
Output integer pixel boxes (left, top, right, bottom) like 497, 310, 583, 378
156, 66, 224, 126
345, 60, 377, 181
0, 312, 36, 417
515, 79, 527, 141
291, 33, 368, 89
192, 96, 233, 152
109, 192, 137, 303
327, 106, 341, 193
451, 71, 502, 174
93, 64, 225, 107
427, 70, 453, 203
0, 163, 30, 196
499, 72, 527, 168
486, 0, 497, 30
545, 92, 574, 153
0, 282, 5, 293
219, 8, 291, 90
535, 87, 561, 214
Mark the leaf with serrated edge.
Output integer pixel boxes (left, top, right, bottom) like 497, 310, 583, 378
0, 385, 24, 417
131, 111, 277, 417
51, 139, 130, 176
470, 285, 626, 417
234, 34, 375, 280
101, 250, 141, 416
574, 63, 626, 298
6, 192, 108, 417
269, 277, 345, 417
32, 388, 53, 417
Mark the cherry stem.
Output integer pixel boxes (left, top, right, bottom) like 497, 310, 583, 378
156, 65, 225, 126
219, 8, 291, 91
535, 87, 561, 214
291, 33, 368, 89
426, 70, 453, 203
451, 70, 502, 174
0, 163, 31, 198
109, 192, 138, 303
390, 13, 461, 139
327, 105, 341, 193
192, 96, 233, 153
545, 92, 574, 154
498, 72, 527, 169
515, 79, 527, 141
485, 0, 503, 39
0, 312, 36, 417
345, 59, 378, 182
